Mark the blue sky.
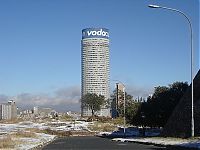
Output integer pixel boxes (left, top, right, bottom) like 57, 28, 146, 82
0, 0, 199, 111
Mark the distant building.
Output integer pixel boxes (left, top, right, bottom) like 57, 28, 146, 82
19, 106, 57, 119
111, 83, 125, 118
8, 100, 17, 119
33, 106, 56, 117
38, 107, 53, 117
33, 106, 39, 115
0, 103, 11, 120
116, 83, 125, 107
0, 100, 17, 120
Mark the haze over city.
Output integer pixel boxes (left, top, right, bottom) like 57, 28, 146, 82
0, 0, 199, 112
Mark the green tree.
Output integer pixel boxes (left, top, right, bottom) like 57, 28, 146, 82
110, 89, 138, 120
81, 93, 105, 116
117, 92, 134, 117
139, 82, 189, 127
126, 101, 141, 124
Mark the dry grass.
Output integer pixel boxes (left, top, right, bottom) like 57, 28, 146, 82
26, 127, 73, 137
88, 122, 117, 132
87, 117, 124, 132
11, 130, 37, 138
25, 128, 41, 133
40, 128, 72, 137
109, 117, 124, 125
59, 114, 73, 121
0, 128, 39, 149
0, 118, 24, 124
0, 135, 15, 149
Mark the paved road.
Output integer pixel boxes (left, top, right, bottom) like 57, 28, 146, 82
42, 136, 167, 150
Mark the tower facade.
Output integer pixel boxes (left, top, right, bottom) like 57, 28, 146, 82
81, 28, 110, 117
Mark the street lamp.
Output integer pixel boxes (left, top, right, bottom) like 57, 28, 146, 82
148, 4, 194, 137
112, 80, 126, 137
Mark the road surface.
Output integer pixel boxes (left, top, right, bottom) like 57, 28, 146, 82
42, 136, 168, 150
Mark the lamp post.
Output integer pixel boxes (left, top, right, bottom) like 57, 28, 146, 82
123, 85, 126, 137
113, 80, 126, 137
148, 4, 194, 137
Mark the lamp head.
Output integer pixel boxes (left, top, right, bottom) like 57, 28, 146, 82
148, 4, 161, 8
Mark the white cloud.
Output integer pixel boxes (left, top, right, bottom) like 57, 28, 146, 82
0, 86, 81, 112
0, 94, 9, 102
126, 84, 154, 98
0, 84, 153, 111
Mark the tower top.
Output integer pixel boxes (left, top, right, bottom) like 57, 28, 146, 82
82, 28, 109, 39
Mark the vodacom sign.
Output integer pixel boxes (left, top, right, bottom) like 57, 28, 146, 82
82, 28, 109, 39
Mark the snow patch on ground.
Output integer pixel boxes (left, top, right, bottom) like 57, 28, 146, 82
112, 137, 200, 149
0, 120, 90, 150
15, 133, 56, 150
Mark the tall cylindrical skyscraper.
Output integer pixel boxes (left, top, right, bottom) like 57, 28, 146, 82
81, 28, 110, 117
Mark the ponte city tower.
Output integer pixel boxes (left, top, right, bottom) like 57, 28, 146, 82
81, 28, 110, 117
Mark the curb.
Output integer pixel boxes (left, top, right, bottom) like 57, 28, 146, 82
112, 139, 200, 150
30, 136, 58, 150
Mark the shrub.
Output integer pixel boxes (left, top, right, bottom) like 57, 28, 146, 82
87, 116, 112, 122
